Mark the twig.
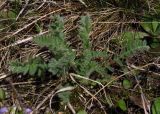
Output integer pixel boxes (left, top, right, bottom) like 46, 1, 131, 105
37, 0, 47, 10
0, 31, 48, 51
0, 81, 36, 87
69, 74, 106, 113
0, 73, 8, 80
0, 1, 6, 10
16, 0, 30, 20
33, 84, 61, 113
67, 102, 76, 114
129, 63, 160, 77
85, 69, 135, 107
77, 0, 87, 7
70, 73, 104, 87
33, 82, 56, 108
135, 76, 150, 114
4, 8, 65, 39
33, 85, 74, 114
49, 86, 75, 114
5, 78, 24, 109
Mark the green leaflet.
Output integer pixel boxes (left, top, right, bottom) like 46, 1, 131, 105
115, 31, 149, 62
140, 20, 160, 36
123, 79, 132, 89
34, 15, 67, 53
77, 60, 103, 77
77, 16, 106, 77
117, 99, 127, 111
79, 15, 92, 49
141, 22, 153, 34
76, 52, 105, 77
152, 21, 159, 33
77, 110, 87, 114
152, 97, 160, 114
58, 91, 72, 103
48, 52, 76, 76
10, 57, 47, 77
0, 88, 6, 101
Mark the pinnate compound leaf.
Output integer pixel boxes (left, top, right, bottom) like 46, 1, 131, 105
79, 15, 92, 49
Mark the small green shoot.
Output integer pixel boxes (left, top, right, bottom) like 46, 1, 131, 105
117, 99, 127, 111
0, 88, 6, 101
77, 110, 87, 114
152, 97, 160, 114
123, 79, 132, 89
141, 21, 160, 37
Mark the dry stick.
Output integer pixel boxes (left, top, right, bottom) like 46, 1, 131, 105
49, 86, 75, 114
16, 0, 30, 20
37, 0, 47, 10
0, 49, 9, 67
33, 84, 61, 113
77, 0, 87, 7
134, 76, 150, 114
95, 21, 160, 24
70, 73, 104, 87
67, 102, 76, 114
0, 73, 8, 80
141, 93, 150, 114
0, 31, 48, 51
88, 62, 155, 107
85, 62, 154, 107
33, 82, 57, 108
86, 72, 133, 107
129, 63, 160, 77
0, 1, 6, 10
0, 81, 36, 87
69, 73, 105, 107
69, 74, 107, 114
4, 8, 66, 39
34, 92, 57, 114
6, 78, 24, 109
33, 85, 74, 113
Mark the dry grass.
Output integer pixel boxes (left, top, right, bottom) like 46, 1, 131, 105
0, 0, 160, 114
